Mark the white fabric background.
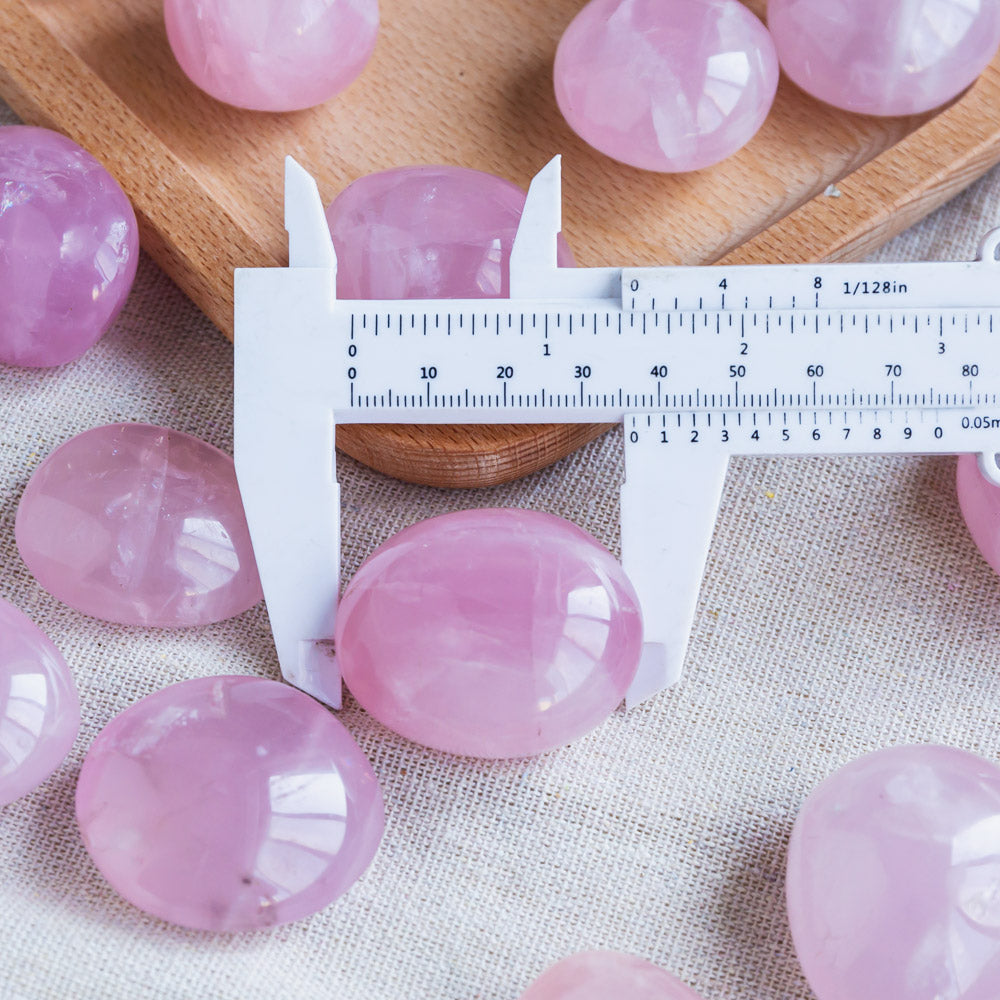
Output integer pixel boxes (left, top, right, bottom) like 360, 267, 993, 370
3, 94, 1000, 999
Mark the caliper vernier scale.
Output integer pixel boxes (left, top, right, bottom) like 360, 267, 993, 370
234, 156, 1000, 711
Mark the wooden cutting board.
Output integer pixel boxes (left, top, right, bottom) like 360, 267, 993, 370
2, 0, 1000, 485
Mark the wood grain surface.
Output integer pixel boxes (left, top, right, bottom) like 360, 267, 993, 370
2, 0, 1000, 486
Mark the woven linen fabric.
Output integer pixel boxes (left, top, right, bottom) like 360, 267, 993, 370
3, 95, 1000, 999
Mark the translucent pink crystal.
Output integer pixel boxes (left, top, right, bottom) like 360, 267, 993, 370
335, 509, 643, 758
0, 126, 138, 367
787, 744, 1000, 1000
76, 676, 384, 930
325, 165, 576, 299
520, 952, 705, 999
957, 454, 1000, 574
0, 599, 79, 806
553, 0, 779, 172
164, 0, 379, 112
16, 423, 263, 627
768, 0, 1000, 116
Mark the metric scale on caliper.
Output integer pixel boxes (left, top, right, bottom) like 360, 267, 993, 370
234, 156, 1000, 711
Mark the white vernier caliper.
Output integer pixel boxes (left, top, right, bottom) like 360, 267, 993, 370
234, 156, 1000, 711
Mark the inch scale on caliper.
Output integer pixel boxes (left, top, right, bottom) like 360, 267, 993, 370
234, 156, 1000, 711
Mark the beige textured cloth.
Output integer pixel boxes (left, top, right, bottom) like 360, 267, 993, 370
3, 97, 1000, 999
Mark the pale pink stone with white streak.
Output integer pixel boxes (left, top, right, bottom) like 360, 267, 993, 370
768, 0, 1000, 115
76, 676, 384, 931
16, 423, 262, 626
554, 0, 778, 171
326, 165, 576, 300
520, 952, 706, 999
956, 453, 1000, 575
0, 599, 79, 806
335, 509, 643, 758
787, 744, 1000, 1000
164, 0, 379, 111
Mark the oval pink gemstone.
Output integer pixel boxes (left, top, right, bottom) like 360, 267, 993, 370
335, 509, 643, 758
957, 454, 1000, 574
768, 0, 1000, 116
16, 423, 263, 626
520, 952, 705, 1000
0, 125, 138, 367
76, 676, 383, 930
164, 0, 379, 111
0, 599, 80, 806
787, 744, 1000, 1000
325, 165, 576, 299
553, 0, 779, 172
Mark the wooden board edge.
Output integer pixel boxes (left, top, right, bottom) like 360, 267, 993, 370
336, 422, 616, 488
723, 59, 1000, 266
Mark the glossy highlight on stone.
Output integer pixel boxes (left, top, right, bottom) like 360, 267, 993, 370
326, 165, 576, 299
76, 675, 384, 931
520, 952, 706, 1000
0, 125, 138, 367
554, 0, 779, 172
16, 423, 263, 627
957, 454, 1000, 575
0, 599, 80, 806
768, 0, 1000, 116
787, 744, 1000, 1000
335, 509, 643, 758
164, 0, 379, 111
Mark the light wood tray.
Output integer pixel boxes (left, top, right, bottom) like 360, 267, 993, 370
2, 0, 1000, 486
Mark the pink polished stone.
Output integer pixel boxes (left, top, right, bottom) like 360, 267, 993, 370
520, 952, 705, 1000
0, 599, 80, 806
0, 126, 138, 367
16, 423, 263, 627
76, 675, 384, 930
164, 0, 379, 111
325, 165, 576, 299
335, 509, 643, 758
787, 744, 1000, 1000
768, 0, 1000, 116
957, 454, 1000, 574
553, 0, 779, 172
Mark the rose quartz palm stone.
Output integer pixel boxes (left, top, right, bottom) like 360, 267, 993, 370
76, 675, 384, 931
768, 0, 1000, 116
164, 0, 379, 111
554, 0, 779, 172
0, 599, 79, 806
787, 744, 1000, 1000
957, 454, 1000, 574
520, 952, 706, 999
325, 165, 575, 299
16, 423, 262, 627
335, 509, 643, 758
0, 126, 138, 367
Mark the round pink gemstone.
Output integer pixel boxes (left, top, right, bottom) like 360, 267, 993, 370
164, 0, 379, 112
0, 125, 138, 367
325, 165, 576, 299
0, 599, 80, 806
520, 952, 705, 999
768, 0, 1000, 116
957, 454, 1000, 574
553, 0, 779, 172
787, 744, 1000, 1000
335, 509, 643, 758
16, 423, 263, 627
76, 675, 384, 931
